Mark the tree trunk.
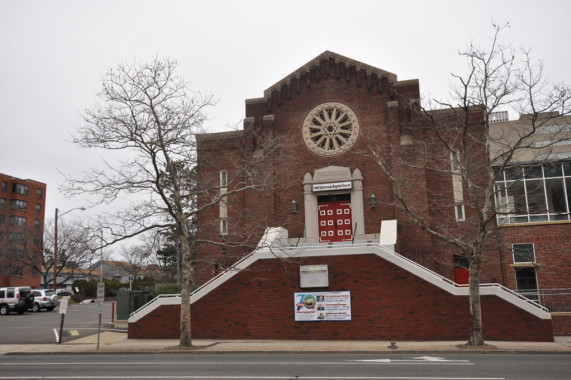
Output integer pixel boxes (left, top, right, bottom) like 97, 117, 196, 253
468, 257, 484, 346
178, 219, 193, 347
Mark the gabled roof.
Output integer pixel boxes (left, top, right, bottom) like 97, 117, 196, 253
262, 50, 398, 98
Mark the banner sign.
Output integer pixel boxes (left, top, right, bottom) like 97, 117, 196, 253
312, 181, 352, 192
294, 291, 351, 321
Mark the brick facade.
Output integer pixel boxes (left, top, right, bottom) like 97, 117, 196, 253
129, 253, 553, 341
195, 51, 502, 286
497, 223, 571, 291
173, 51, 569, 342
0, 173, 46, 288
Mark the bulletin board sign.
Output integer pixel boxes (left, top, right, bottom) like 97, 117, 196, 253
294, 291, 351, 321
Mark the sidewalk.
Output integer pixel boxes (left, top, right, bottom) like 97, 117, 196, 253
2, 333, 571, 355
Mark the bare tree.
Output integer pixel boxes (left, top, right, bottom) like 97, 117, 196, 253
63, 58, 277, 347
364, 24, 571, 346
2, 218, 94, 288
41, 219, 95, 288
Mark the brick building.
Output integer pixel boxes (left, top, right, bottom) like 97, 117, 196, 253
0, 173, 46, 288
491, 113, 571, 317
128, 51, 570, 340
195, 51, 488, 284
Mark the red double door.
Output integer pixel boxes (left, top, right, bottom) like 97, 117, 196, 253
318, 200, 353, 242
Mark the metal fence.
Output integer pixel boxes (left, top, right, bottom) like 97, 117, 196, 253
517, 288, 571, 312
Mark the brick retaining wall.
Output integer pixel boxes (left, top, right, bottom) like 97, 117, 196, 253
129, 254, 553, 341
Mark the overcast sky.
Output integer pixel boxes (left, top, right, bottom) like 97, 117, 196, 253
1, 0, 570, 230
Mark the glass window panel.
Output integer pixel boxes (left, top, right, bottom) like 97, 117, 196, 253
494, 183, 510, 214
12, 184, 29, 196
567, 177, 571, 212
515, 267, 537, 290
497, 216, 509, 225
544, 163, 562, 178
525, 165, 543, 179
492, 166, 503, 180
525, 180, 546, 213
545, 178, 567, 213
513, 243, 535, 262
506, 181, 527, 214
563, 162, 571, 176
530, 215, 549, 222
505, 166, 523, 180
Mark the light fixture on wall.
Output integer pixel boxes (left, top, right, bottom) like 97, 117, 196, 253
370, 194, 376, 208
292, 199, 297, 214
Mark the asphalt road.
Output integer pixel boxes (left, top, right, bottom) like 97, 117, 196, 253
0, 300, 118, 344
0, 353, 570, 379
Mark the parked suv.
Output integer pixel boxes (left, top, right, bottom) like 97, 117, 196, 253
31, 289, 59, 312
0, 286, 34, 315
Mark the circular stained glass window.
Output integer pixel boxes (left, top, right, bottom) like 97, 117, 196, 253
302, 102, 359, 156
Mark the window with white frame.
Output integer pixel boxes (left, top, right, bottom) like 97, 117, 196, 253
512, 243, 535, 263
494, 161, 571, 224
451, 152, 465, 221
512, 243, 538, 301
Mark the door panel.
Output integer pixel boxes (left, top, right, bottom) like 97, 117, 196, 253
318, 201, 352, 242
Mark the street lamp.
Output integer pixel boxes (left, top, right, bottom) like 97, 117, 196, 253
53, 207, 85, 290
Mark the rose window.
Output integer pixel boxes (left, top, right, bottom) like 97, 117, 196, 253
302, 102, 359, 156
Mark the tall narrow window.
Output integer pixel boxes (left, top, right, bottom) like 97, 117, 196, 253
512, 243, 538, 301
220, 170, 227, 188
36, 188, 43, 199
219, 170, 228, 235
451, 152, 465, 221
220, 218, 228, 236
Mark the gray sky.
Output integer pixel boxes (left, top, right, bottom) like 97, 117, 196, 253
1, 0, 570, 227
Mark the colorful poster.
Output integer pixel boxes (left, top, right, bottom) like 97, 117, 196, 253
294, 291, 351, 321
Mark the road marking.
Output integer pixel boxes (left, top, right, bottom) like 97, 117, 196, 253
0, 377, 506, 379
352, 356, 471, 365
52, 328, 58, 343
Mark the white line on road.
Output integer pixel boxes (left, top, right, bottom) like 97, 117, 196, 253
0, 377, 506, 380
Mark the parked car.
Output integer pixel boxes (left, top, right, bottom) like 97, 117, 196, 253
30, 289, 59, 312
55, 288, 73, 297
0, 286, 35, 315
